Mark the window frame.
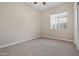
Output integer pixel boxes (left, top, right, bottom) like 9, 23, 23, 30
50, 12, 68, 31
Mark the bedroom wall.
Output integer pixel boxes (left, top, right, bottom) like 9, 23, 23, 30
0, 2, 75, 47
0, 3, 40, 46
40, 2, 74, 41
74, 3, 79, 50
76, 3, 79, 50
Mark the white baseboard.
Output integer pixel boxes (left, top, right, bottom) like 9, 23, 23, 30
0, 35, 73, 49
40, 36, 73, 42
0, 36, 39, 49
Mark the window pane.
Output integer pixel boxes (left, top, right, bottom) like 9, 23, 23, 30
59, 12, 68, 18
59, 17, 68, 30
51, 14, 58, 19
50, 12, 68, 30
50, 14, 59, 30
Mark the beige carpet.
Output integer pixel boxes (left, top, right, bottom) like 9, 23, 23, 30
0, 37, 79, 56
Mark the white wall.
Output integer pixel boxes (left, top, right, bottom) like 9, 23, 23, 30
76, 3, 79, 50
74, 3, 79, 50
0, 3, 40, 46
0, 2, 75, 47
40, 3, 74, 41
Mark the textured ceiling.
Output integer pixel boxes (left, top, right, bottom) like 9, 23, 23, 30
25, 2, 63, 12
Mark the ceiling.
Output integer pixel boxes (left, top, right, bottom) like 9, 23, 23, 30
25, 2, 63, 12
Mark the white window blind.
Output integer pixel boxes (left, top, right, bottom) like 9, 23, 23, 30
50, 12, 68, 30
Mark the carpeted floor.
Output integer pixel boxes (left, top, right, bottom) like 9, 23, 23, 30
0, 37, 79, 56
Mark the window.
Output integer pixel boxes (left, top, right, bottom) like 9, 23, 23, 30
50, 12, 68, 30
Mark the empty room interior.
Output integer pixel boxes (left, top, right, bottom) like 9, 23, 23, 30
0, 2, 79, 56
